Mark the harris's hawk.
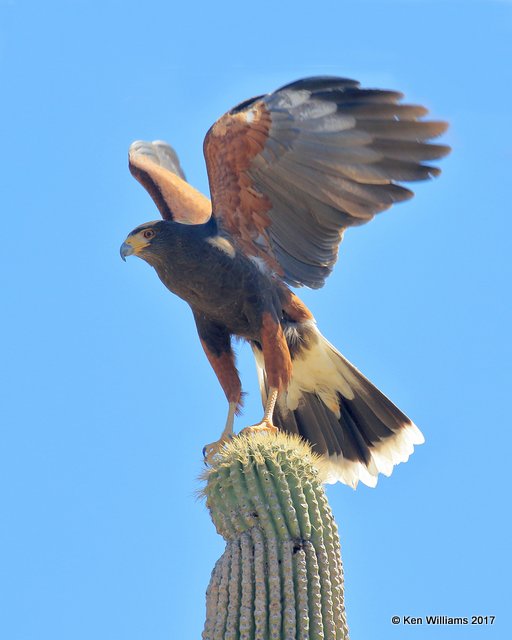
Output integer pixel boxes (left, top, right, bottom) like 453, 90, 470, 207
120, 76, 450, 488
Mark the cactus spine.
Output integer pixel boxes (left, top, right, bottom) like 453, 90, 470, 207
202, 432, 349, 640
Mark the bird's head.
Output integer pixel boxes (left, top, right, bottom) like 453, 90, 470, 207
120, 220, 170, 263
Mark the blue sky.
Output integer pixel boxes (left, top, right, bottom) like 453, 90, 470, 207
1, 0, 510, 638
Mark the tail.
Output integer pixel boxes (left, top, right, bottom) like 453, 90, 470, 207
253, 325, 424, 488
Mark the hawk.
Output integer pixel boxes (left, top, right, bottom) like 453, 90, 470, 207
120, 76, 450, 487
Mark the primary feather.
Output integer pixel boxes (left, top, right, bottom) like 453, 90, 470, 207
204, 76, 450, 287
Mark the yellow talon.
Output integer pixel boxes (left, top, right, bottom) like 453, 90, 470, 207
239, 419, 279, 437
203, 435, 232, 465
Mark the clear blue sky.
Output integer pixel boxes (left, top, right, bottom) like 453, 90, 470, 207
1, 0, 510, 638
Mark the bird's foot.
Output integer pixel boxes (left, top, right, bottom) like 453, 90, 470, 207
239, 419, 279, 438
203, 433, 234, 466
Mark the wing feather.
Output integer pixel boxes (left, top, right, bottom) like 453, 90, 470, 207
129, 140, 211, 224
203, 76, 450, 288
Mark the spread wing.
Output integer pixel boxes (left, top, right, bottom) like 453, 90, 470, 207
129, 140, 211, 224
203, 76, 450, 288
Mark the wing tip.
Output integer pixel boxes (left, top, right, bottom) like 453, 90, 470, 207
129, 139, 186, 180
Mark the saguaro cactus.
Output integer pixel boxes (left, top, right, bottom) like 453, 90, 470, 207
202, 431, 349, 640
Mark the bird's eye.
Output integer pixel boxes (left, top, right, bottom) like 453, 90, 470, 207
143, 229, 155, 240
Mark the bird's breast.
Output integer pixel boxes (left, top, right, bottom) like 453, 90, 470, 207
154, 236, 273, 338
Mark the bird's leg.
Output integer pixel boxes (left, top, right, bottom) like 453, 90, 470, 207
193, 314, 243, 465
263, 387, 279, 424
239, 387, 279, 436
240, 311, 292, 438
203, 401, 237, 463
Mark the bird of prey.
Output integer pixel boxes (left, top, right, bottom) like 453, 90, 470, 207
120, 76, 449, 488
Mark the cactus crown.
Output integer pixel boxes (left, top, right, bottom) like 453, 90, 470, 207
202, 431, 349, 640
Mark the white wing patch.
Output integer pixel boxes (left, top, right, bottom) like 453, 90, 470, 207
206, 236, 236, 258
249, 255, 272, 275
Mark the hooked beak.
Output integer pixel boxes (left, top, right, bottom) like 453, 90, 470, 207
120, 241, 135, 261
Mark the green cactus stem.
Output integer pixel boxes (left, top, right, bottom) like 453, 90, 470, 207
202, 431, 349, 640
